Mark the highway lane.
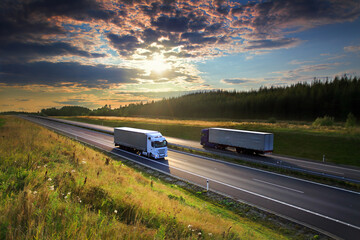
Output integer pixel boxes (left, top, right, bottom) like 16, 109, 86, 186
39, 116, 360, 183
23, 116, 360, 239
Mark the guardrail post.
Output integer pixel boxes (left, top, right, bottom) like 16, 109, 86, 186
206, 179, 209, 191
323, 154, 325, 162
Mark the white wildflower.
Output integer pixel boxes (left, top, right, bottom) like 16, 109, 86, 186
48, 178, 52, 181
188, 225, 192, 228
81, 161, 86, 164
114, 210, 118, 214
198, 232, 202, 236
33, 191, 37, 195
64, 195, 68, 199
208, 233, 213, 236
71, 170, 76, 173
49, 185, 54, 191
67, 192, 71, 195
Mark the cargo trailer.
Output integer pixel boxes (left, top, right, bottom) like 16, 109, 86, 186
201, 128, 273, 154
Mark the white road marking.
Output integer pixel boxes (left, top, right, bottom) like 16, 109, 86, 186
169, 149, 360, 195
253, 178, 304, 194
296, 165, 344, 175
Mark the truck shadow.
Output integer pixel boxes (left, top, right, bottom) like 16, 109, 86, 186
110, 147, 171, 174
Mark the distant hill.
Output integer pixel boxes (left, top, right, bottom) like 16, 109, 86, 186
106, 76, 360, 121
41, 76, 360, 121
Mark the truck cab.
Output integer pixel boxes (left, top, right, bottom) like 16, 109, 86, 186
147, 133, 168, 159
200, 128, 216, 148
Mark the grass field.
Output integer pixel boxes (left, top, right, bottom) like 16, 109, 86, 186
0, 116, 323, 239
62, 116, 360, 167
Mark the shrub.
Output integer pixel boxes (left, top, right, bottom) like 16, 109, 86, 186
267, 117, 277, 123
345, 113, 356, 128
312, 116, 334, 127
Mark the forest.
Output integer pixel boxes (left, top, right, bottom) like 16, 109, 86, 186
40, 76, 360, 121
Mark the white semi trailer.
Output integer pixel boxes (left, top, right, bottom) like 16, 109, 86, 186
201, 128, 273, 154
114, 127, 167, 159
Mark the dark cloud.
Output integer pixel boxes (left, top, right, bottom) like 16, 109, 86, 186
205, 23, 223, 33
151, 15, 189, 32
0, 62, 142, 88
234, 0, 360, 38
221, 79, 250, 85
142, 28, 162, 43
245, 38, 302, 50
0, 42, 106, 62
28, 0, 116, 21
0, 1, 64, 41
181, 32, 217, 44
107, 33, 142, 56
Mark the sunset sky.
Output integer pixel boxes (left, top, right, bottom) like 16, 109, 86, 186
1, 0, 360, 112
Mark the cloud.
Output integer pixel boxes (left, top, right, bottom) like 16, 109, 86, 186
221, 78, 251, 85
181, 32, 218, 44
151, 15, 190, 33
0, 62, 142, 88
0, 42, 106, 62
28, 0, 116, 22
107, 33, 142, 56
245, 38, 302, 50
234, 0, 360, 37
273, 62, 343, 82
344, 45, 360, 52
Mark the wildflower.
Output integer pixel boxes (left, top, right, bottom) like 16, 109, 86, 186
198, 232, 202, 236
81, 161, 86, 164
114, 210, 118, 214
208, 233, 213, 236
67, 192, 71, 195
48, 178, 52, 181
188, 225, 192, 228
49, 185, 54, 191
64, 195, 68, 199
33, 191, 37, 195
71, 170, 76, 173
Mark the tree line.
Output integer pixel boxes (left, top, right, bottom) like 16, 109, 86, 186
40, 76, 360, 121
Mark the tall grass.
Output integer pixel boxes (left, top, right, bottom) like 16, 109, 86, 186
0, 116, 301, 239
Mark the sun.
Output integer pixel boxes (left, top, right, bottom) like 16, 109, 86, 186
143, 53, 171, 74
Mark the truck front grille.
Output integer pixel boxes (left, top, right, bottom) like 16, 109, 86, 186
158, 149, 166, 154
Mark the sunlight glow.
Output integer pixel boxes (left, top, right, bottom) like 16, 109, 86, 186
143, 53, 171, 74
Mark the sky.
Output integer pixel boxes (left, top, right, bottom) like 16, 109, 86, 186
1, 0, 360, 112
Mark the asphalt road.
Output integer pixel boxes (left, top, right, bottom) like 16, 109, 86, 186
38, 116, 360, 183
23, 116, 360, 239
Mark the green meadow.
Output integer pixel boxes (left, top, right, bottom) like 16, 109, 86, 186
62, 116, 360, 167
0, 116, 324, 239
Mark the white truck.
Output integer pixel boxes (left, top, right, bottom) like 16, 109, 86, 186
201, 128, 273, 154
114, 127, 167, 159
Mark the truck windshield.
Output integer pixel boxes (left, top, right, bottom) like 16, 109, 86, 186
154, 140, 167, 148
